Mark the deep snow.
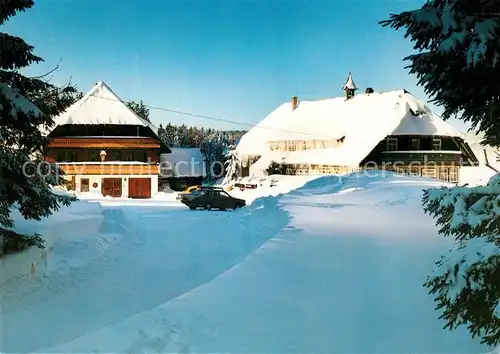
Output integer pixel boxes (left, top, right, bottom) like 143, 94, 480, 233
1, 172, 494, 353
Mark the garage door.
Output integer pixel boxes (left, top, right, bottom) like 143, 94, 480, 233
128, 178, 151, 199
102, 178, 122, 198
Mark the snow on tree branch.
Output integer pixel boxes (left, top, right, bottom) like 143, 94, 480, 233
0, 82, 42, 118
380, 0, 500, 147
422, 174, 500, 345
423, 174, 500, 239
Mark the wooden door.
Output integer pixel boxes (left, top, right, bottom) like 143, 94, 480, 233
128, 178, 151, 199
101, 178, 122, 197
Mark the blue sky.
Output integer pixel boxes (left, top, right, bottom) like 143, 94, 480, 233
5, 0, 469, 131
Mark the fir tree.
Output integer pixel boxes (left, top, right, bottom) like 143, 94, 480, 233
380, 0, 500, 147
381, 0, 500, 346
0, 0, 77, 256
163, 123, 177, 147
126, 100, 150, 122
221, 145, 240, 185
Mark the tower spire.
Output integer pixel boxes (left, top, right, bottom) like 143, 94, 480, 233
342, 72, 357, 100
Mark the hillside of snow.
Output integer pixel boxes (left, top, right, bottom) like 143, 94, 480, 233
1, 172, 493, 353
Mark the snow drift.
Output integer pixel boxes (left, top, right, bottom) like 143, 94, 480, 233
31, 172, 490, 353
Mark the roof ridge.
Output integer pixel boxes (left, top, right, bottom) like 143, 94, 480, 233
281, 89, 406, 106
97, 81, 160, 131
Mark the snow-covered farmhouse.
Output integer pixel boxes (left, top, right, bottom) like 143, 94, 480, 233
43, 81, 170, 198
236, 73, 478, 183
159, 147, 206, 191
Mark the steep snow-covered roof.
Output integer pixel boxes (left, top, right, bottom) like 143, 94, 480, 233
159, 148, 206, 177
49, 81, 159, 135
343, 73, 357, 90
0, 83, 42, 118
236, 90, 461, 166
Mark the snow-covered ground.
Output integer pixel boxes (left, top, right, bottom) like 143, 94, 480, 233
1, 171, 494, 353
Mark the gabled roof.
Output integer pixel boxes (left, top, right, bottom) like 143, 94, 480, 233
49, 81, 159, 135
236, 89, 462, 166
159, 148, 206, 177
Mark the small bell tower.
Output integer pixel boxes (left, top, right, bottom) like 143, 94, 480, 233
342, 72, 358, 100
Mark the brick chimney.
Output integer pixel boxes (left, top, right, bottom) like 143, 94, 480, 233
291, 96, 298, 110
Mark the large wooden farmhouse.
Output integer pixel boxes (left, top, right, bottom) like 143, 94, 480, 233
43, 81, 169, 198
236, 74, 478, 183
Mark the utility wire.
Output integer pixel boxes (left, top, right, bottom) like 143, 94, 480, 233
84, 92, 342, 140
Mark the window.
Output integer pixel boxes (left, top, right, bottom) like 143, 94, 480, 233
123, 152, 134, 161
432, 138, 442, 151
410, 167, 420, 176
439, 167, 449, 181
422, 168, 437, 178
386, 138, 398, 151
133, 151, 146, 162
111, 150, 122, 161
80, 178, 89, 192
56, 150, 66, 162
302, 141, 307, 150
449, 168, 458, 183
88, 150, 99, 162
411, 138, 420, 150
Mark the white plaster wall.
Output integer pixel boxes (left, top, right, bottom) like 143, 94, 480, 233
74, 175, 159, 197
150, 175, 159, 195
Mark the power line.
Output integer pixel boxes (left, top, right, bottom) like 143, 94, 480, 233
85, 92, 341, 140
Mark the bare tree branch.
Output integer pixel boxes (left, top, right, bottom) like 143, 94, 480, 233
30, 57, 62, 79
483, 149, 499, 173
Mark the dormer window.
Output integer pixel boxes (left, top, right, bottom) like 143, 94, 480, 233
432, 138, 442, 151
386, 138, 398, 151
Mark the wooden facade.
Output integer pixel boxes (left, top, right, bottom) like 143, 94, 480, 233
47, 137, 160, 149
44, 124, 166, 198
273, 163, 459, 182
44, 148, 159, 164
56, 163, 159, 176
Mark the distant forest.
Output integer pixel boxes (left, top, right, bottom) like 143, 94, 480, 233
157, 123, 246, 179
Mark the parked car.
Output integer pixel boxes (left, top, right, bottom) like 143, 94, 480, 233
175, 185, 200, 200
179, 187, 246, 210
